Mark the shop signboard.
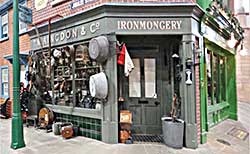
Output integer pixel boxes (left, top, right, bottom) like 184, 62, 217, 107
18, 4, 32, 24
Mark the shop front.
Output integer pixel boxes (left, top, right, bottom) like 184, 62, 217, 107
28, 4, 203, 148
198, 0, 244, 144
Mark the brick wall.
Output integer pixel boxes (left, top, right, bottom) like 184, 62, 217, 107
195, 57, 201, 144
235, 10, 250, 103
32, 0, 196, 25
0, 0, 32, 101
0, 0, 6, 4
236, 27, 250, 103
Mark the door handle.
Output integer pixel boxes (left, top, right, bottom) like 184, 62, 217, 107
138, 100, 148, 104
154, 101, 160, 106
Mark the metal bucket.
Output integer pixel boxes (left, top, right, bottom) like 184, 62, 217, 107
52, 122, 63, 135
161, 117, 184, 148
89, 36, 109, 63
89, 72, 108, 99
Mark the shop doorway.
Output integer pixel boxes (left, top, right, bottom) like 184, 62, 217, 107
123, 47, 162, 134
118, 35, 182, 137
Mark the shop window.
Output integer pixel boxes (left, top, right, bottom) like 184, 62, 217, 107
213, 54, 219, 104
220, 57, 227, 101
19, 1, 28, 33
129, 58, 141, 97
0, 13, 8, 39
20, 65, 26, 85
206, 50, 212, 105
144, 58, 156, 98
206, 49, 227, 106
1, 67, 9, 97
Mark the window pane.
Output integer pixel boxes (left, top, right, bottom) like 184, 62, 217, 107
2, 83, 8, 96
144, 58, 156, 98
19, 21, 27, 33
220, 57, 226, 101
2, 24, 8, 34
129, 59, 141, 97
1, 14, 8, 25
213, 54, 219, 104
206, 50, 212, 106
2, 68, 8, 82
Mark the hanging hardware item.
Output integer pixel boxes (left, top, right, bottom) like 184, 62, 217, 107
185, 58, 193, 85
75, 45, 90, 65
89, 36, 109, 63
89, 72, 108, 99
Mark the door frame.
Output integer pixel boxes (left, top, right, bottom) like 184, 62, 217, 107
124, 46, 163, 134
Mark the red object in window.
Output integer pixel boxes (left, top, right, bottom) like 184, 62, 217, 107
117, 44, 126, 65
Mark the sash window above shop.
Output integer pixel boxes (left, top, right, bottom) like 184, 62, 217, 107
0, 13, 8, 39
0, 67, 9, 97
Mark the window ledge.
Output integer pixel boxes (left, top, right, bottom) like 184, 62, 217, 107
46, 104, 102, 119
0, 37, 9, 42
19, 30, 28, 36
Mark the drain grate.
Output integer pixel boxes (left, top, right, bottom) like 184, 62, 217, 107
131, 134, 164, 144
227, 127, 249, 141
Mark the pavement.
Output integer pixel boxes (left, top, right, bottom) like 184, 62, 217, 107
0, 102, 249, 154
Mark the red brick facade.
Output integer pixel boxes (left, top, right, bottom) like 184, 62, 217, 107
236, 12, 250, 103
0, 0, 32, 117
32, 0, 196, 25
195, 58, 200, 144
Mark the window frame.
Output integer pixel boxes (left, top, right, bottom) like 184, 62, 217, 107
206, 50, 227, 106
0, 12, 8, 39
0, 66, 9, 98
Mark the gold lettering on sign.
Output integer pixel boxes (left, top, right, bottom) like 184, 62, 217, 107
117, 20, 182, 30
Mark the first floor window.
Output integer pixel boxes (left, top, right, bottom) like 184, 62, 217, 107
1, 68, 9, 97
1, 13, 8, 39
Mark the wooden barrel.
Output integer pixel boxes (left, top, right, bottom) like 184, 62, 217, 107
89, 36, 109, 63
89, 72, 108, 99
39, 107, 54, 128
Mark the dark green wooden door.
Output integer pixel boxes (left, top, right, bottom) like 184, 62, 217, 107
124, 47, 162, 135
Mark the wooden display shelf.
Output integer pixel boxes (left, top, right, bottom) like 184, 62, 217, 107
75, 66, 100, 70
